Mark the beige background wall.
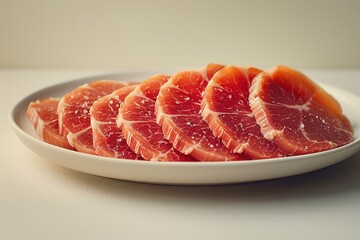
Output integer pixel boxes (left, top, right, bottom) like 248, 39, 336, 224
1, 0, 359, 69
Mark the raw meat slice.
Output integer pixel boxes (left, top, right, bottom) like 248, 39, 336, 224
58, 80, 127, 154
90, 85, 142, 159
27, 98, 75, 150
117, 74, 196, 162
249, 65, 354, 155
155, 64, 248, 161
202, 66, 283, 159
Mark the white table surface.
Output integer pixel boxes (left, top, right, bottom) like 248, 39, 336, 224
1, 67, 360, 240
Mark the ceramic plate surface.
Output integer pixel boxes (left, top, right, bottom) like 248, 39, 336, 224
10, 71, 360, 185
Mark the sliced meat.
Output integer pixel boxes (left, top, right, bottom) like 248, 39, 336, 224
202, 66, 283, 159
249, 65, 354, 155
90, 85, 142, 159
58, 80, 127, 154
155, 64, 249, 161
27, 98, 75, 150
117, 74, 196, 162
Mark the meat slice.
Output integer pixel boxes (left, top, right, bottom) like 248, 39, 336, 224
202, 66, 283, 159
58, 80, 127, 154
90, 85, 142, 159
27, 98, 75, 150
117, 74, 196, 162
155, 64, 248, 161
249, 65, 354, 155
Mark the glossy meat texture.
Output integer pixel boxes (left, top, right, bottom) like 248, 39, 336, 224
90, 85, 142, 159
202, 66, 283, 159
155, 64, 248, 161
27, 98, 75, 150
249, 65, 353, 155
117, 75, 196, 161
58, 80, 127, 154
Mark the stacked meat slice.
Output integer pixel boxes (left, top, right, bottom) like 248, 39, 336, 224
27, 64, 354, 161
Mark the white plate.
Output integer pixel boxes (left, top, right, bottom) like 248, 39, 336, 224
9, 71, 360, 185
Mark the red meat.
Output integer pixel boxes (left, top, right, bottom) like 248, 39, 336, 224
155, 64, 249, 161
90, 85, 142, 159
202, 66, 283, 159
117, 74, 196, 161
249, 65, 353, 155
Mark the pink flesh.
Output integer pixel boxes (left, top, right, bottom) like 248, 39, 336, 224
249, 66, 353, 155
156, 65, 248, 161
202, 66, 283, 159
58, 80, 126, 154
28, 99, 59, 132
27, 98, 74, 150
90, 85, 142, 159
117, 75, 196, 162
